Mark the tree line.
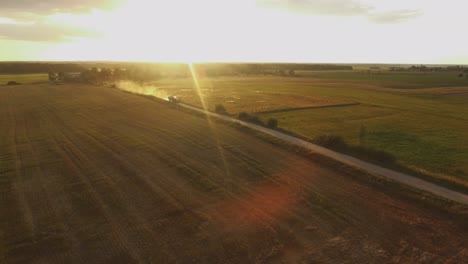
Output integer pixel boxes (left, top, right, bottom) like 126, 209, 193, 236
0, 63, 85, 74
1, 62, 353, 77
390, 65, 468, 72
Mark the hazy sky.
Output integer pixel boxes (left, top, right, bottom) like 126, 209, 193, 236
0, 0, 467, 63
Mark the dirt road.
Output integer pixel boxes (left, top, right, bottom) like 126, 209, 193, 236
0, 84, 466, 263
180, 103, 468, 206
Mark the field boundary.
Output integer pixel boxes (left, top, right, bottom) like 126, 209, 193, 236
254, 102, 360, 114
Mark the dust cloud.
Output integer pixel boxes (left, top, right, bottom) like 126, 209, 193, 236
116, 81, 169, 100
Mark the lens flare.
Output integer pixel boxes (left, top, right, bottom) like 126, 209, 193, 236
188, 63, 230, 187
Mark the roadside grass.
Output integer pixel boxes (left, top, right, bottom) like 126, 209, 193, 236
0, 74, 48, 85
259, 104, 468, 183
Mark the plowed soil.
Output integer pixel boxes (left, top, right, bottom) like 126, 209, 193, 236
0, 84, 466, 263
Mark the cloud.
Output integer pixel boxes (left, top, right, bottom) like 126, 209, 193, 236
368, 9, 422, 24
259, 0, 371, 16
0, 1, 119, 42
0, 0, 123, 15
0, 22, 101, 42
258, 0, 422, 23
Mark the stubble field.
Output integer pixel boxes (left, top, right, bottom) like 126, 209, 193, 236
0, 83, 466, 263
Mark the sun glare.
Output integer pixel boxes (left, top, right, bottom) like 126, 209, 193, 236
39, 0, 468, 63
188, 62, 231, 183
46, 0, 270, 62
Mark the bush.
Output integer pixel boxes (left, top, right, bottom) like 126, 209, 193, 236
238, 112, 249, 120
267, 118, 278, 129
215, 104, 227, 114
353, 145, 396, 163
314, 134, 396, 164
248, 116, 263, 125
314, 134, 347, 151
237, 112, 263, 125
6, 81, 20, 85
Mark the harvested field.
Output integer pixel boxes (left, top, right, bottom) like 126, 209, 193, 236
128, 78, 352, 114
0, 84, 467, 263
176, 90, 351, 114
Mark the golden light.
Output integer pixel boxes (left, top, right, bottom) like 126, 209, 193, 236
45, 0, 272, 62
38, 0, 468, 63
188, 62, 231, 184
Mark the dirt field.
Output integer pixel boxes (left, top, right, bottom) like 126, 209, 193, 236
0, 84, 467, 263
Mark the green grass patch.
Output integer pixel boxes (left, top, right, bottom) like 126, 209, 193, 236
259, 103, 468, 182
300, 71, 468, 89
0, 74, 48, 84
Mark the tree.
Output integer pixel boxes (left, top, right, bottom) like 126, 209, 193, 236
7, 81, 20, 85
238, 112, 249, 120
113, 68, 125, 80
359, 124, 367, 144
267, 118, 278, 129
58, 72, 65, 81
48, 71, 57, 81
215, 104, 227, 114
99, 68, 112, 81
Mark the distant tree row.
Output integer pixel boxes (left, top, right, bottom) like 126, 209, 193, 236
198, 63, 352, 77
0, 62, 353, 79
390, 65, 468, 72
79, 67, 161, 83
0, 63, 85, 74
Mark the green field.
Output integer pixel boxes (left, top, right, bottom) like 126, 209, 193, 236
0, 74, 48, 84
150, 71, 468, 185
299, 70, 468, 89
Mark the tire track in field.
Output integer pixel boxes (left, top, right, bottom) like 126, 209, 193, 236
82, 109, 222, 200
44, 112, 147, 263
91, 103, 349, 260
91, 103, 366, 231
74, 118, 227, 253
6, 89, 36, 247
59, 128, 190, 261
39, 113, 112, 263
11, 104, 72, 263
39, 87, 228, 261
69, 100, 298, 262
47, 94, 219, 261
123, 112, 359, 229
65, 114, 231, 262
121, 99, 462, 261
24, 94, 146, 262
